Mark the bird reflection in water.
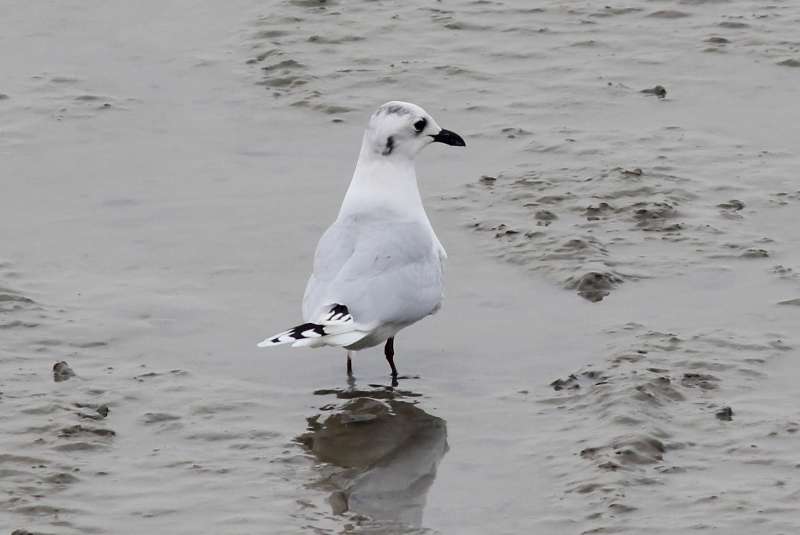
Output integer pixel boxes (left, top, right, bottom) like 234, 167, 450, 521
299, 380, 448, 531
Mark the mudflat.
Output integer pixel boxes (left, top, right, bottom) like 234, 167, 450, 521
2, 1, 799, 533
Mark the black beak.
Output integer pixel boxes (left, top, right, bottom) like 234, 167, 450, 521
431, 129, 466, 147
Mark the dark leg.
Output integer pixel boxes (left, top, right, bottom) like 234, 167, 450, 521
346, 351, 353, 377
384, 337, 398, 378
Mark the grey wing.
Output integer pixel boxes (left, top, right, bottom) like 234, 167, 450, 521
302, 220, 356, 321
302, 219, 444, 327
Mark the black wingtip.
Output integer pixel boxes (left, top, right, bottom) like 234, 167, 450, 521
326, 303, 351, 322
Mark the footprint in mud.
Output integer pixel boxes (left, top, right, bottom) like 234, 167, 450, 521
298, 387, 447, 529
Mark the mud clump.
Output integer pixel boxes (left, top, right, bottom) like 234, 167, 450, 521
550, 370, 607, 391
640, 85, 667, 98
52, 361, 75, 382
622, 168, 643, 176
500, 127, 531, 139
631, 201, 679, 231
681, 372, 719, 390
715, 406, 734, 421
551, 374, 580, 391
59, 425, 116, 438
258, 59, 308, 90
581, 434, 666, 465
741, 248, 769, 258
565, 271, 621, 302
74, 402, 110, 418
771, 265, 796, 279
77, 403, 110, 420
583, 202, 615, 220
534, 210, 557, 226
493, 224, 520, 238
634, 376, 685, 403
717, 199, 745, 211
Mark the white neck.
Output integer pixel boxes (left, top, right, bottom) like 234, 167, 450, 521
337, 140, 428, 222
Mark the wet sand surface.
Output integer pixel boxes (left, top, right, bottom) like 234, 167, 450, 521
2, 0, 800, 533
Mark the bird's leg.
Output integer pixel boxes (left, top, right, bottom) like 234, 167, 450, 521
346, 350, 353, 377
384, 337, 398, 379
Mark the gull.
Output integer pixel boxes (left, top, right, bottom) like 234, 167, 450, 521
258, 101, 465, 380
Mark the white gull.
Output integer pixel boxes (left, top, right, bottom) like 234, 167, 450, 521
258, 101, 465, 380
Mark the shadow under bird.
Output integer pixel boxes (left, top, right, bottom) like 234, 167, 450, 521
258, 101, 465, 380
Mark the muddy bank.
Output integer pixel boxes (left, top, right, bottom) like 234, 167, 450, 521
536, 323, 798, 533
443, 134, 799, 301
0, 267, 118, 532
245, 0, 800, 128
0, 260, 335, 534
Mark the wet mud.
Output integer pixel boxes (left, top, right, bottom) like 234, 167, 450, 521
0, 261, 332, 534
445, 136, 799, 301
537, 324, 798, 533
3, 0, 800, 533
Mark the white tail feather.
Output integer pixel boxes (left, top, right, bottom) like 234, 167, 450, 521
257, 304, 368, 349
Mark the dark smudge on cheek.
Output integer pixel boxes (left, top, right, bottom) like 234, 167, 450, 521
382, 135, 394, 156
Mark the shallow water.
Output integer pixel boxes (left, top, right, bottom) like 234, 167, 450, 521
2, 0, 800, 533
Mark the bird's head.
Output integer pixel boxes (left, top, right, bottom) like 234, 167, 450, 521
361, 101, 465, 160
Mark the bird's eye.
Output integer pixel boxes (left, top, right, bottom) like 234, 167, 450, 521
413, 118, 427, 133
